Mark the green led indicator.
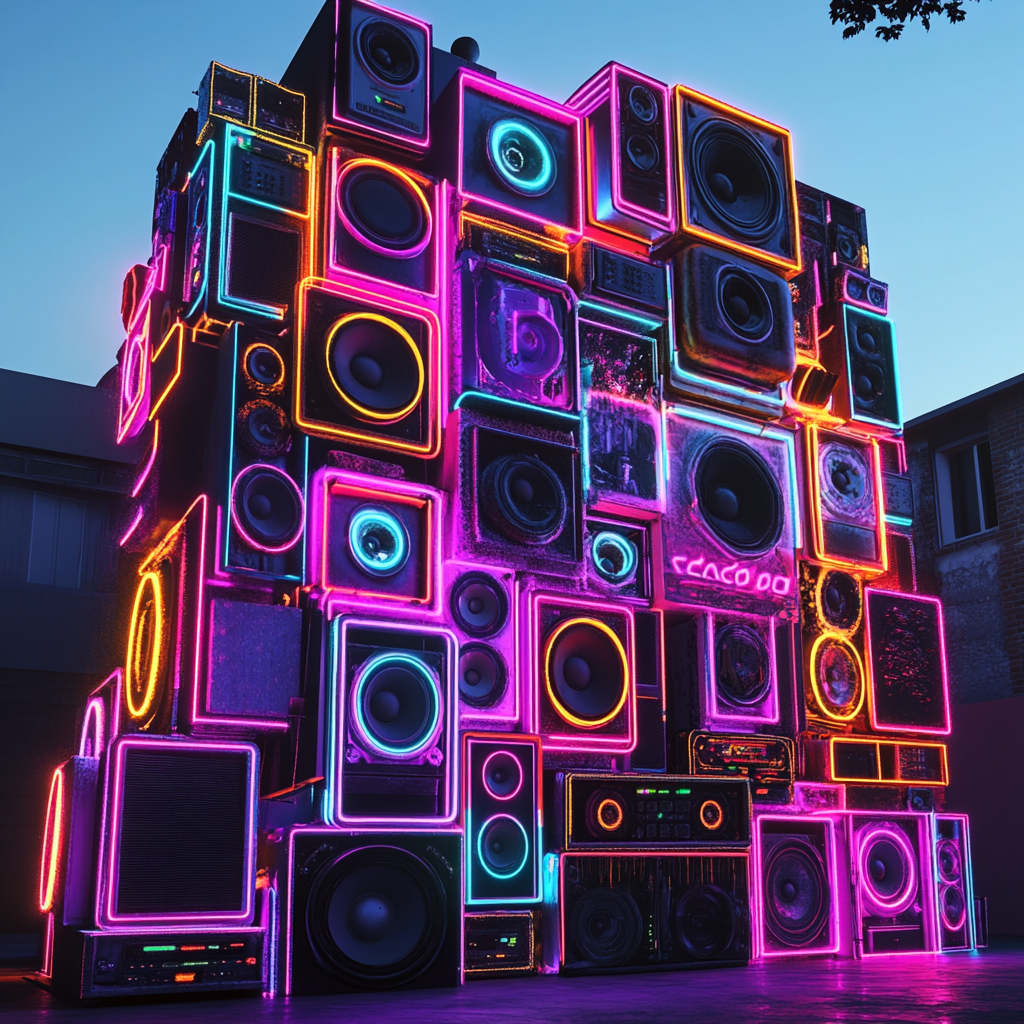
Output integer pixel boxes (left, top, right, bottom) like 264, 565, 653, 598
675, 788, 692, 795
657, 812, 663, 819
143, 945, 176, 952
375, 95, 382, 103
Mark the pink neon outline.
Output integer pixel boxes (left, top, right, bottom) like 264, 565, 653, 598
864, 588, 952, 736
331, 0, 432, 152
333, 153, 433, 260
130, 420, 159, 498
118, 506, 145, 548
752, 814, 841, 959
840, 267, 888, 314
116, 310, 151, 444
934, 813, 974, 949
79, 697, 106, 758
99, 735, 258, 929
456, 69, 585, 239
87, 669, 122, 748
527, 591, 636, 754
41, 912, 54, 977
332, 617, 459, 828
229, 463, 305, 554
705, 610, 781, 728
567, 63, 675, 237
858, 824, 918, 916
309, 466, 442, 619
480, 749, 525, 802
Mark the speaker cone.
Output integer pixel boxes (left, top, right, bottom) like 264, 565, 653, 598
482, 750, 522, 800
860, 829, 916, 914
326, 313, 424, 422
451, 573, 507, 637
819, 441, 874, 521
545, 617, 629, 727
937, 839, 962, 885
715, 622, 771, 709
689, 118, 783, 242
231, 465, 304, 551
591, 531, 637, 585
695, 440, 782, 553
358, 21, 420, 86
812, 635, 863, 721
763, 837, 830, 948
238, 399, 292, 458
941, 883, 966, 931
481, 454, 568, 545
625, 133, 659, 173
352, 654, 440, 758
627, 84, 657, 124
243, 342, 285, 392
477, 814, 529, 879
585, 789, 627, 838
852, 361, 886, 405
347, 505, 410, 578
306, 846, 446, 989
487, 118, 556, 197
819, 570, 861, 631
570, 888, 642, 967
458, 644, 506, 709
674, 885, 736, 960
717, 267, 773, 342
338, 163, 430, 257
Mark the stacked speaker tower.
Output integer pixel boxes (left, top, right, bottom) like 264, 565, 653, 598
37, 0, 977, 1002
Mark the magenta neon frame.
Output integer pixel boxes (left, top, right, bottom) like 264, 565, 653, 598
752, 813, 841, 959
934, 812, 975, 950
229, 463, 306, 555
566, 63, 676, 238
116, 306, 152, 444
864, 588, 952, 737
703, 608, 781, 729
96, 735, 259, 930
331, 0, 432, 152
455, 69, 585, 239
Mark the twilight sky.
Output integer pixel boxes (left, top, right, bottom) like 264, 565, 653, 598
1, 0, 1020, 419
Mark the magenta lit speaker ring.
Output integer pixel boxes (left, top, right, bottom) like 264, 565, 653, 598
481, 749, 523, 801
230, 464, 304, 553
337, 159, 432, 259
858, 825, 917, 917
940, 882, 967, 932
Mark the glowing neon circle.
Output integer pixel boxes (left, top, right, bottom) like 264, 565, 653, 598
347, 505, 410, 578
39, 767, 64, 912
487, 118, 556, 196
591, 531, 637, 584
125, 570, 165, 721
476, 813, 530, 880
859, 826, 918, 916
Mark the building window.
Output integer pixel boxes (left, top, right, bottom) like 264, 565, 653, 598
934, 435, 999, 545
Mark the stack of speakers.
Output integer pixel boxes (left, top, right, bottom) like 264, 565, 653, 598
36, 0, 979, 1003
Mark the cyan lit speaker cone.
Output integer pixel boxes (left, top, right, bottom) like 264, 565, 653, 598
479, 815, 528, 876
696, 440, 782, 553
458, 644, 506, 709
358, 21, 420, 85
821, 571, 861, 630
341, 167, 427, 252
234, 466, 303, 547
356, 657, 439, 754
487, 118, 556, 197
482, 454, 567, 545
763, 838, 829, 948
548, 621, 627, 723
570, 888, 643, 966
675, 885, 736, 959
451, 573, 507, 637
307, 847, 445, 988
715, 623, 771, 708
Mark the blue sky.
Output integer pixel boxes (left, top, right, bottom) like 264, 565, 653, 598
1, 0, 1020, 418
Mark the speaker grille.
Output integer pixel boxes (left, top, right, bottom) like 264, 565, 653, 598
227, 216, 300, 307
115, 747, 250, 915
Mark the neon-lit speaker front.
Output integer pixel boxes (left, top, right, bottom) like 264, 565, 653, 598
464, 733, 542, 904
295, 276, 441, 456
282, 829, 461, 996
560, 851, 750, 974
330, 619, 457, 826
96, 736, 258, 930
934, 814, 975, 952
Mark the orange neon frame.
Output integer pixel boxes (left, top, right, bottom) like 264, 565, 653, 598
828, 736, 949, 786
148, 321, 185, 420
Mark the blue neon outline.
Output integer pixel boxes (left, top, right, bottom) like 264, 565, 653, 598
476, 813, 530, 880
351, 652, 441, 758
842, 305, 903, 431
591, 530, 637, 583
885, 514, 913, 528
577, 300, 663, 334
184, 139, 215, 322
347, 506, 410, 577
487, 118, 555, 196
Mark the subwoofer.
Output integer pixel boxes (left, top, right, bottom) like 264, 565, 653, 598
567, 63, 675, 242
560, 852, 749, 973
934, 814, 975, 951
330, 619, 457, 826
671, 86, 799, 276
463, 733, 542, 904
456, 253, 578, 413
283, 829, 461, 995
754, 815, 838, 958
295, 275, 441, 457
865, 589, 951, 736
96, 736, 258, 929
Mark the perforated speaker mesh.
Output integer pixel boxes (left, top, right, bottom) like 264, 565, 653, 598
227, 216, 300, 306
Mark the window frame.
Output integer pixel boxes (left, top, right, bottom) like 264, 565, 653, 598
933, 432, 998, 546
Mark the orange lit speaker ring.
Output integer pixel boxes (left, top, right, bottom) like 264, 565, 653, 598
242, 342, 286, 393
543, 616, 629, 729
39, 767, 64, 912
596, 797, 625, 831
700, 799, 724, 830
808, 632, 866, 723
324, 312, 425, 422
125, 570, 165, 720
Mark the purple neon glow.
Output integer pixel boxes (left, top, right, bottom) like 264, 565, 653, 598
229, 464, 305, 554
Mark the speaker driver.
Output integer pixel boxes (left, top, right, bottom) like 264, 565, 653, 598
357, 21, 420, 87
810, 635, 864, 721
819, 571, 861, 632
451, 573, 507, 638
819, 441, 874, 520
627, 84, 658, 124
695, 440, 782, 554
852, 362, 887, 406
458, 644, 506, 709
940, 883, 966, 931
860, 829, 917, 915
326, 313, 424, 422
674, 885, 736, 960
569, 888, 643, 967
347, 506, 410, 578
351, 653, 441, 758
717, 267, 773, 342
231, 465, 304, 551
481, 750, 523, 800
487, 118, 556, 197
937, 839, 963, 885
689, 119, 783, 242
306, 846, 446, 988
238, 399, 292, 458
715, 623, 771, 708
763, 838, 830, 948
544, 618, 629, 728
585, 790, 628, 838
337, 162, 431, 258
591, 531, 637, 585
625, 133, 659, 173
481, 454, 568, 545
477, 814, 530, 880
243, 342, 285, 392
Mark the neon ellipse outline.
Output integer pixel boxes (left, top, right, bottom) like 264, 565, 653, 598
858, 825, 917, 916
79, 697, 105, 758
596, 797, 625, 832
336, 158, 433, 259
486, 118, 556, 197
591, 531, 637, 584
39, 767, 64, 912
229, 463, 305, 554
125, 570, 165, 721
324, 312, 425, 422
347, 505, 410, 578
242, 342, 286, 393
476, 813, 530, 880
809, 632, 866, 722
543, 616, 630, 729
939, 882, 967, 932
700, 799, 725, 831
481, 749, 524, 802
